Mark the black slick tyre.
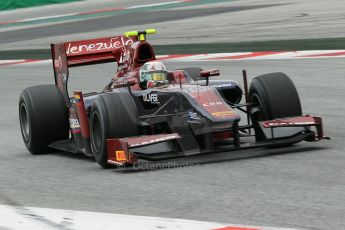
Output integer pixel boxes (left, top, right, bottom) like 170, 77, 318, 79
19, 85, 69, 154
90, 92, 138, 168
249, 72, 302, 141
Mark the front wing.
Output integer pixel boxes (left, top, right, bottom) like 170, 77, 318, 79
106, 115, 328, 166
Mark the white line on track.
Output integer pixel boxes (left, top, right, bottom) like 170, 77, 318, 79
0, 59, 25, 64
126, 1, 183, 9
19, 14, 76, 22
0, 205, 302, 230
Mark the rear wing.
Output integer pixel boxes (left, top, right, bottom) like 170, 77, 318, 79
51, 35, 136, 104
51, 36, 136, 67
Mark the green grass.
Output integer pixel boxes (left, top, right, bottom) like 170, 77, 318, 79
0, 0, 82, 11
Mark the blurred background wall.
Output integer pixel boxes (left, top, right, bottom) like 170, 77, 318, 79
0, 0, 82, 11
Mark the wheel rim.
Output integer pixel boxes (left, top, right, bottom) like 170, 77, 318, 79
91, 112, 102, 153
20, 103, 30, 142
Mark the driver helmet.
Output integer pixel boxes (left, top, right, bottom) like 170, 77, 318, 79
139, 61, 168, 89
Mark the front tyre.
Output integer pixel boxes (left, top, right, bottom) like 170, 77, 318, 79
249, 72, 302, 141
19, 85, 69, 154
90, 92, 138, 168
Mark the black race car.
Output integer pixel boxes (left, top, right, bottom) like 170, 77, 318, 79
19, 29, 328, 168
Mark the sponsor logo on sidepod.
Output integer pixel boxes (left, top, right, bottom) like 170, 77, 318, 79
203, 102, 223, 107
143, 93, 159, 104
69, 118, 80, 129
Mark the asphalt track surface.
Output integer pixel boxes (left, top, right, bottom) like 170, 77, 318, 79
0, 4, 277, 45
1, 0, 345, 229
0, 58, 345, 230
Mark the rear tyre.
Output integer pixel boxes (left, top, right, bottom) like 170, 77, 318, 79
19, 85, 69, 154
249, 72, 302, 141
90, 92, 138, 168
178, 67, 203, 81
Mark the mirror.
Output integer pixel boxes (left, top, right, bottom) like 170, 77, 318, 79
200, 69, 220, 78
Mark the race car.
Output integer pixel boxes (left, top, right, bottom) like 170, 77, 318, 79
19, 29, 328, 168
